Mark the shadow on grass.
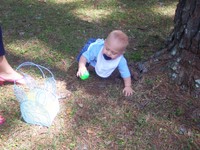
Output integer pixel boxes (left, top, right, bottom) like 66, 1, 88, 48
1, 0, 176, 58
2, 0, 198, 149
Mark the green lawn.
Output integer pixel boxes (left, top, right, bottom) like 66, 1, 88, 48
0, 0, 199, 149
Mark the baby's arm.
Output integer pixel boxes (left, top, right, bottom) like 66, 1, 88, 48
118, 57, 134, 96
123, 77, 134, 96
77, 55, 88, 77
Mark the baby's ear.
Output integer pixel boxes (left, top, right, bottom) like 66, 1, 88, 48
122, 49, 126, 54
104, 39, 108, 44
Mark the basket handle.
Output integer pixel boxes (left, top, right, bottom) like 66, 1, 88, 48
16, 62, 55, 79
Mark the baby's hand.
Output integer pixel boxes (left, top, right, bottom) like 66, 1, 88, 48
77, 66, 87, 77
123, 86, 134, 96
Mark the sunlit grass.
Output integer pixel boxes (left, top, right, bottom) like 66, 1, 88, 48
7, 38, 72, 70
7, 39, 51, 62
151, 1, 177, 17
72, 8, 113, 23
69, 0, 118, 23
49, 0, 80, 4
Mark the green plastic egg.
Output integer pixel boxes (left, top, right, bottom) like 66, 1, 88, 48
80, 71, 89, 80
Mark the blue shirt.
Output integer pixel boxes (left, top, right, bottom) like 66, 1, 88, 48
82, 39, 131, 78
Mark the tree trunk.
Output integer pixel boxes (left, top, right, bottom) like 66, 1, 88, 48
165, 0, 200, 97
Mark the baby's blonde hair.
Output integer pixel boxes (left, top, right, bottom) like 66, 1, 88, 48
106, 30, 129, 51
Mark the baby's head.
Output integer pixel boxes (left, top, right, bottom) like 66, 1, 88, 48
102, 30, 129, 60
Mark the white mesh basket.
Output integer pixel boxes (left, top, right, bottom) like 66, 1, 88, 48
14, 62, 59, 127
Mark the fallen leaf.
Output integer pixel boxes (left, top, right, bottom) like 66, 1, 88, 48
66, 108, 71, 115
86, 129, 95, 134
78, 103, 83, 108
104, 140, 112, 145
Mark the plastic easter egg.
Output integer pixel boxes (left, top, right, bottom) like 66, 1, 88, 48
80, 71, 89, 80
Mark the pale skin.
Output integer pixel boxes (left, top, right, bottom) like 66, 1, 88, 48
0, 55, 24, 124
0, 55, 25, 84
0, 26, 24, 84
77, 38, 134, 96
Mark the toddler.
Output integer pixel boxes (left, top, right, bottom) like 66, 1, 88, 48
77, 30, 134, 96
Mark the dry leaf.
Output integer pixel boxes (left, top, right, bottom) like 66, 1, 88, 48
78, 103, 83, 108
66, 108, 71, 115
86, 129, 95, 134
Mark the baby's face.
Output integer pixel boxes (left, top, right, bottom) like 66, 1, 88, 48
102, 40, 125, 60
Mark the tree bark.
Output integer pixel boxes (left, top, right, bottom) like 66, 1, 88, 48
165, 0, 200, 97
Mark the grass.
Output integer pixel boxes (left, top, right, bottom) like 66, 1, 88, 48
1, 0, 200, 149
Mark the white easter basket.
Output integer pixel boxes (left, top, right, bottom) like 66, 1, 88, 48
14, 62, 59, 127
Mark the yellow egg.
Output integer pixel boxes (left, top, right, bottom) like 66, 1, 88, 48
27, 92, 36, 101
